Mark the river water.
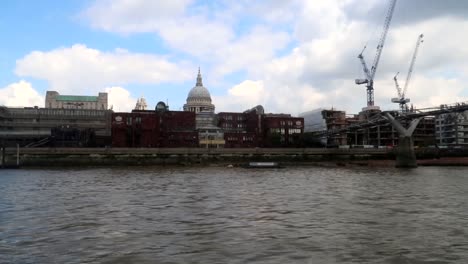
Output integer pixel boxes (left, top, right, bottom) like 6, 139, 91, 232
1, 166, 468, 264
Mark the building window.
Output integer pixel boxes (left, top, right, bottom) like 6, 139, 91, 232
289, 128, 301, 134
126, 117, 132, 125
135, 117, 142, 124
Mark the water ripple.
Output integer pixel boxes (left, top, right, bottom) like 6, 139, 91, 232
1, 166, 468, 263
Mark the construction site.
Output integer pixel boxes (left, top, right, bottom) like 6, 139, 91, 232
300, 0, 457, 151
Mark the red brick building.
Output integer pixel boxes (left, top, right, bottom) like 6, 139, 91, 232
218, 106, 304, 148
262, 114, 304, 147
112, 102, 198, 147
218, 110, 262, 148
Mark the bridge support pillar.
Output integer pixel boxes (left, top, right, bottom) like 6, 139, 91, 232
383, 113, 422, 168
395, 136, 417, 168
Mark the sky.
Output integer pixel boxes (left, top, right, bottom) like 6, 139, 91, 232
1, 0, 468, 115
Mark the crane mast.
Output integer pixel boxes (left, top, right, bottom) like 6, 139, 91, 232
355, 0, 397, 108
392, 34, 424, 112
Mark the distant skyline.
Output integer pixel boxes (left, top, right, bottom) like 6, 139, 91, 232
1, 0, 468, 114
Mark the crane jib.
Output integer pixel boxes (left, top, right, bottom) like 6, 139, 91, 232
392, 34, 424, 112
356, 0, 397, 107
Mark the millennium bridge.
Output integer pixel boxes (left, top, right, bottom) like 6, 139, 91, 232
313, 101, 468, 167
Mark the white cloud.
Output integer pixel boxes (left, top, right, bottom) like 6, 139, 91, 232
82, 0, 292, 80
214, 79, 327, 115
105, 86, 137, 112
373, 75, 466, 110
82, 0, 235, 58
0, 81, 138, 112
143, 17, 291, 80
294, 1, 349, 41
75, 1, 468, 114
0, 81, 43, 107
235, 2, 468, 114
214, 80, 266, 112
213, 27, 290, 76
15, 44, 193, 94
157, 16, 234, 58
83, 0, 193, 33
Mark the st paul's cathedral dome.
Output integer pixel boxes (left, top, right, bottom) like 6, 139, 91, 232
183, 68, 215, 113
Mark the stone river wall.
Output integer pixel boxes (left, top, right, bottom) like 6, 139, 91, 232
2, 147, 467, 167
2, 147, 395, 167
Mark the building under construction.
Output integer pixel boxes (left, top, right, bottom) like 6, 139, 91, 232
302, 107, 436, 148
346, 110, 435, 147
321, 109, 347, 147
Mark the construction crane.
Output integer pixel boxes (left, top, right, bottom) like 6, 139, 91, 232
392, 34, 424, 112
355, 0, 397, 108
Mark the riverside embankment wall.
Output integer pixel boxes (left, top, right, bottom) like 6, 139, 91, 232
1, 147, 395, 167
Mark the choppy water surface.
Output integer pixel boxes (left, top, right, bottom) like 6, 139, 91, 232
1, 166, 468, 264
